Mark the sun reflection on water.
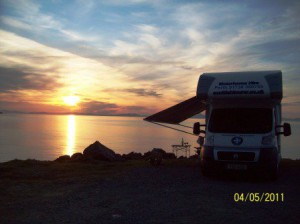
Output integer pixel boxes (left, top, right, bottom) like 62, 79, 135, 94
66, 115, 76, 156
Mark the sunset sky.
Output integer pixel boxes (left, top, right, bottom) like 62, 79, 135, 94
0, 0, 299, 118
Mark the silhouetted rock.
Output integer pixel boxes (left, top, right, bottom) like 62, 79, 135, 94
165, 152, 176, 159
144, 148, 175, 160
143, 151, 152, 159
122, 152, 143, 160
150, 149, 163, 165
83, 141, 117, 161
70, 153, 84, 162
115, 153, 124, 161
189, 154, 199, 159
55, 155, 70, 163
144, 148, 166, 165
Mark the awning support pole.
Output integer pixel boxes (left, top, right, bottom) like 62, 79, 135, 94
146, 121, 197, 136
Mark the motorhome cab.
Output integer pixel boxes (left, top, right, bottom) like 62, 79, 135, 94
144, 70, 291, 180
195, 71, 291, 179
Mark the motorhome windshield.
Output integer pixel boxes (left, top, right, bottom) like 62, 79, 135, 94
209, 108, 272, 134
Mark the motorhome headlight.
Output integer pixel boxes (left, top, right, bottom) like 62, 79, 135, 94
261, 135, 275, 145
207, 135, 214, 145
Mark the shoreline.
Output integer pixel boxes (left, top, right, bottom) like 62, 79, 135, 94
0, 157, 300, 165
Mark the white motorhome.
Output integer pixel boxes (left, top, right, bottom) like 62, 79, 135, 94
144, 70, 291, 180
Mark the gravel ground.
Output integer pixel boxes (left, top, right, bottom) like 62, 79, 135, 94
0, 160, 299, 224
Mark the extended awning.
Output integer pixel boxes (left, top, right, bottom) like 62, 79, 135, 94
144, 96, 206, 124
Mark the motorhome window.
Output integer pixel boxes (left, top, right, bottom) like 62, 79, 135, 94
209, 108, 272, 134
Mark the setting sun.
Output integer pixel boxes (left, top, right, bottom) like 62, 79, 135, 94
62, 96, 80, 106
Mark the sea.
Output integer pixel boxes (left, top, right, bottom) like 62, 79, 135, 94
0, 114, 299, 162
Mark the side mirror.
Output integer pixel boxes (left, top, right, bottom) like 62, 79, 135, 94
193, 122, 201, 135
283, 123, 291, 136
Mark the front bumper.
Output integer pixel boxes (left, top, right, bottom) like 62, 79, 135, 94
200, 146, 278, 172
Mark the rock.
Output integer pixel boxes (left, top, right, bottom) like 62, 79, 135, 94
189, 154, 199, 159
115, 153, 124, 161
165, 152, 176, 159
55, 155, 70, 163
144, 148, 175, 160
70, 153, 84, 162
143, 151, 152, 159
122, 152, 143, 160
83, 141, 117, 161
144, 148, 165, 158
152, 148, 166, 154
144, 148, 166, 166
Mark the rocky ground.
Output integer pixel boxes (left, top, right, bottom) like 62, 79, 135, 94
0, 159, 299, 224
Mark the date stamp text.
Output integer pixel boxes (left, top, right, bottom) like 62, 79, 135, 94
233, 193, 284, 202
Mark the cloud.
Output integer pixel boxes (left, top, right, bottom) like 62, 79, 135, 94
1, 0, 300, 117
74, 0, 95, 16
0, 16, 34, 31
79, 100, 150, 115
103, 0, 152, 5
122, 105, 149, 114
0, 29, 128, 96
0, 98, 151, 115
121, 88, 162, 97
1, 0, 60, 30
0, 100, 66, 113
0, 0, 101, 48
249, 39, 300, 64
0, 66, 62, 92
79, 100, 119, 115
